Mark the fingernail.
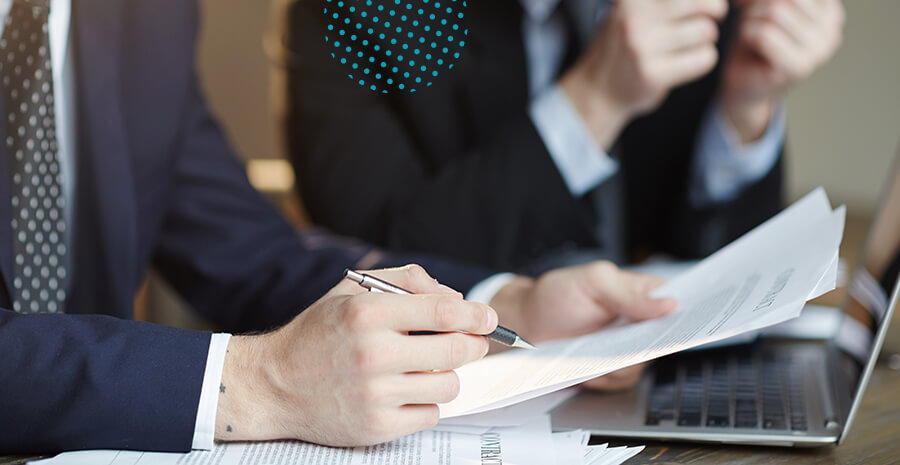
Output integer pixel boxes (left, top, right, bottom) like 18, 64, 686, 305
487, 306, 499, 330
437, 282, 462, 296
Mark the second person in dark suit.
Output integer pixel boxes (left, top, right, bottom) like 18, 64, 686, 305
281, 0, 844, 271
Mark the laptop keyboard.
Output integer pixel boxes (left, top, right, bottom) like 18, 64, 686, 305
645, 348, 808, 431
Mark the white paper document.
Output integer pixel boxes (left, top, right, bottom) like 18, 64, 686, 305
440, 188, 845, 418
30, 415, 641, 465
435, 387, 579, 429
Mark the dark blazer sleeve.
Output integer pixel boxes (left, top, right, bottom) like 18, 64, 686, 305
282, 0, 597, 270
0, 75, 492, 458
0, 309, 211, 453
152, 70, 493, 334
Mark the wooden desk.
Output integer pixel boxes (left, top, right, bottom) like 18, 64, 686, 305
596, 323, 900, 465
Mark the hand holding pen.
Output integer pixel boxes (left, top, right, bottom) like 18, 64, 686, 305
345, 269, 536, 350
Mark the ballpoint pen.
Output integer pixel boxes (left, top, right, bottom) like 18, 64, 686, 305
344, 269, 537, 350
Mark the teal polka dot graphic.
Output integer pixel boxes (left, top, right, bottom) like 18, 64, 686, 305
323, 0, 468, 93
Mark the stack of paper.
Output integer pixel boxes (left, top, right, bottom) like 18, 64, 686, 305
440, 188, 844, 418
553, 430, 644, 465
31, 414, 641, 465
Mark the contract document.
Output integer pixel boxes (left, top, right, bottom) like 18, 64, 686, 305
30, 415, 643, 465
440, 188, 845, 418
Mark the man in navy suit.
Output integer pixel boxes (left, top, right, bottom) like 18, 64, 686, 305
0, 0, 676, 454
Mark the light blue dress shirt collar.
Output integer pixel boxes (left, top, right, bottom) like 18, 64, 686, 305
520, 0, 612, 41
519, 0, 560, 23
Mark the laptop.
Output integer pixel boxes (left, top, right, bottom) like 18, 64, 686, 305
551, 152, 900, 447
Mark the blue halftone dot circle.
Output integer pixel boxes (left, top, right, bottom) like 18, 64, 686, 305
323, 0, 467, 93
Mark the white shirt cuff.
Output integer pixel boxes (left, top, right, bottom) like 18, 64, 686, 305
191, 332, 232, 450
529, 85, 618, 196
465, 273, 517, 305
691, 100, 786, 206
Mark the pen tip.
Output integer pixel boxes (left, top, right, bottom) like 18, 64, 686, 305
513, 338, 537, 350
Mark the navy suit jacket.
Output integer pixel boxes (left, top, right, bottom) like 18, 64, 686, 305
0, 0, 490, 454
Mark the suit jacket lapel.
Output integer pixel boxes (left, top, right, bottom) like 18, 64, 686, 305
68, 0, 138, 315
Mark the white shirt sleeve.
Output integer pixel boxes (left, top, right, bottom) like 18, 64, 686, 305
529, 85, 618, 197
465, 273, 517, 305
191, 332, 232, 450
690, 101, 786, 207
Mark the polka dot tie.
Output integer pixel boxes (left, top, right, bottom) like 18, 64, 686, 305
2, 0, 68, 314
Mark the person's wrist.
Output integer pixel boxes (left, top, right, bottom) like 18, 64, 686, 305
721, 90, 775, 144
216, 334, 289, 441
558, 67, 631, 151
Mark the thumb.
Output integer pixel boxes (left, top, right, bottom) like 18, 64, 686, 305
608, 272, 677, 322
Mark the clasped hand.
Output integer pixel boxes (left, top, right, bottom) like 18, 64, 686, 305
561, 0, 844, 148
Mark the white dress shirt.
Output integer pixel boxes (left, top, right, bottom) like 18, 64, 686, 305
520, 0, 785, 204
0, 0, 228, 450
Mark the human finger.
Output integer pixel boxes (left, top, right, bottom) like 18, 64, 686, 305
656, 16, 719, 53
661, 0, 728, 21
793, 0, 845, 31
388, 371, 463, 405
657, 44, 719, 92
581, 363, 648, 391
365, 264, 463, 297
390, 332, 489, 372
791, 0, 845, 59
742, 18, 810, 80
578, 263, 678, 321
357, 404, 441, 445
390, 404, 442, 437
753, 0, 820, 50
352, 292, 498, 334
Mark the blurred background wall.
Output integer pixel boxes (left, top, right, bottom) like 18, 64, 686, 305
197, 0, 282, 165
196, 0, 900, 217
783, 1, 900, 216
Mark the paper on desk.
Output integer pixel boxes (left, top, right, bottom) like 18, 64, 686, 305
550, 430, 645, 465
553, 430, 590, 464
435, 387, 578, 429
440, 189, 844, 418
30, 416, 559, 465
585, 444, 644, 465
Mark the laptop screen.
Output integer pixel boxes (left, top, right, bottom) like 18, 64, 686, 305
838, 152, 900, 442
844, 153, 900, 352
